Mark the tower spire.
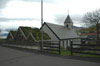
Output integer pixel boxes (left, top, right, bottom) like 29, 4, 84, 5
64, 11, 73, 29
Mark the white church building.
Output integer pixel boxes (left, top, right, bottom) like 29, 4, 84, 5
41, 15, 80, 49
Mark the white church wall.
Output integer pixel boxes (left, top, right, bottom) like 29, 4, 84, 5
42, 25, 59, 41
60, 40, 70, 50
60, 38, 81, 50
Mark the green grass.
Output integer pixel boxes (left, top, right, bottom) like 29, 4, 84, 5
10, 31, 16, 36
20, 26, 32, 37
47, 49, 100, 58
47, 48, 71, 56
48, 51, 59, 54
80, 54, 100, 58
31, 28, 50, 40
0, 39, 6, 42
48, 50, 71, 56
20, 26, 50, 40
61, 50, 71, 56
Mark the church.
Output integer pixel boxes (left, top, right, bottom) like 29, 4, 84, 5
41, 15, 80, 49
41, 15, 79, 41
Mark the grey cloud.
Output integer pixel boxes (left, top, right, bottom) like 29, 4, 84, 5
0, 17, 9, 21
22, 0, 40, 2
42, 0, 57, 3
0, 0, 10, 9
0, 0, 56, 9
71, 14, 83, 21
22, 0, 56, 4
55, 14, 68, 25
71, 14, 84, 24
55, 14, 84, 26
0, 17, 40, 22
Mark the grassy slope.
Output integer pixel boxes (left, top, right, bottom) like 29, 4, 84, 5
10, 31, 16, 36
31, 28, 50, 40
20, 26, 32, 37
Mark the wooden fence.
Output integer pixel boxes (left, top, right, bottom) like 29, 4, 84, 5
2, 40, 61, 55
3, 41, 40, 50
42, 41, 61, 55
70, 40, 100, 56
2, 38, 100, 56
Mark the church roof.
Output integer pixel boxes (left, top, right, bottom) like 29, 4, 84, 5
44, 22, 79, 39
64, 15, 73, 23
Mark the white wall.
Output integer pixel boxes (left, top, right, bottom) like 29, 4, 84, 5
60, 40, 70, 50
42, 25, 59, 41
60, 38, 81, 50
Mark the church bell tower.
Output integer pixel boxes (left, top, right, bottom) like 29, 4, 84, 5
64, 15, 73, 29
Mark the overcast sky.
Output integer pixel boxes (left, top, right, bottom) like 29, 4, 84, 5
0, 0, 100, 31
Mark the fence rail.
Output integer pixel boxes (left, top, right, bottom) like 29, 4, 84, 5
43, 41, 61, 55
1, 38, 100, 56
1, 40, 61, 55
70, 41, 100, 56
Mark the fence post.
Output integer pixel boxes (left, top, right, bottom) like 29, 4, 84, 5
40, 41, 43, 51
25, 41, 27, 48
59, 41, 61, 55
63, 40, 64, 51
66, 40, 68, 50
70, 40, 73, 56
